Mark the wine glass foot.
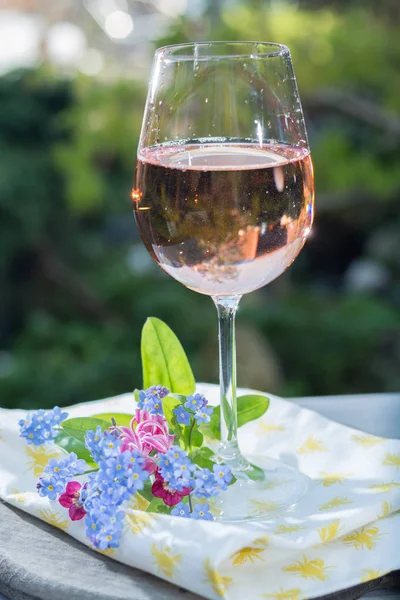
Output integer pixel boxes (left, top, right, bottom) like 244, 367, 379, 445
212, 455, 310, 522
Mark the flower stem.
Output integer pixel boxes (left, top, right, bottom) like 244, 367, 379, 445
82, 468, 99, 475
188, 493, 193, 513
188, 419, 195, 452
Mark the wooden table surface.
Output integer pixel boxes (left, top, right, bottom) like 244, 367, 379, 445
1, 393, 399, 600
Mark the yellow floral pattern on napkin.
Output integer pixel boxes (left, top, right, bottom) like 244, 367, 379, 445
204, 558, 232, 597
263, 587, 303, 600
382, 453, 400, 470
125, 510, 155, 535
151, 542, 182, 578
319, 496, 353, 512
318, 520, 344, 544
297, 436, 327, 454
319, 472, 352, 487
25, 445, 60, 477
352, 434, 384, 447
39, 509, 69, 532
342, 526, 383, 551
283, 555, 333, 581
230, 546, 265, 566
361, 569, 386, 583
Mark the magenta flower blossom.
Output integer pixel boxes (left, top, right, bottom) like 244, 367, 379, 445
115, 410, 174, 474
151, 470, 191, 507
58, 481, 86, 521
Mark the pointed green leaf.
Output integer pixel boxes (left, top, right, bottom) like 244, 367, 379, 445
162, 395, 181, 430
141, 317, 195, 394
199, 406, 220, 440
146, 497, 171, 514
140, 480, 154, 503
190, 447, 216, 470
199, 395, 269, 441
189, 428, 203, 448
61, 417, 111, 443
247, 463, 266, 482
237, 395, 270, 427
54, 431, 94, 465
93, 413, 133, 428
161, 395, 187, 448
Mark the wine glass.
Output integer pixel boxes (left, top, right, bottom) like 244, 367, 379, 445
133, 41, 314, 521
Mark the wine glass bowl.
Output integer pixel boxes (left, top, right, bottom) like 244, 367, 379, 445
133, 41, 314, 521
134, 141, 313, 296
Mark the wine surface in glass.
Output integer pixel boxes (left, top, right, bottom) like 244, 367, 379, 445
133, 140, 314, 296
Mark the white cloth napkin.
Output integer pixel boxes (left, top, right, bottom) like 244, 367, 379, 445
1, 384, 400, 600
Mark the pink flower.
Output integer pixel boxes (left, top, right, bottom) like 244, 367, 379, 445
58, 481, 86, 521
151, 471, 191, 507
115, 410, 175, 474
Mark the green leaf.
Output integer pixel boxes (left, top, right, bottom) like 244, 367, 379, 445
247, 463, 266, 482
133, 389, 140, 403
189, 447, 237, 485
221, 394, 233, 436
190, 428, 203, 448
140, 480, 154, 503
141, 317, 195, 394
180, 420, 204, 451
168, 394, 186, 405
194, 446, 215, 460
146, 497, 170, 514
93, 413, 133, 427
162, 395, 181, 430
199, 406, 221, 441
190, 446, 216, 470
200, 396, 270, 441
61, 417, 111, 443
54, 430, 94, 465
237, 395, 270, 427
191, 455, 215, 470
162, 395, 188, 448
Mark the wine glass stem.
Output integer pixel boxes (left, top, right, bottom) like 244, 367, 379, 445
213, 295, 250, 471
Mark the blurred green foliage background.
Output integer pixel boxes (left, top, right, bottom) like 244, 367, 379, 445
1, 0, 400, 410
